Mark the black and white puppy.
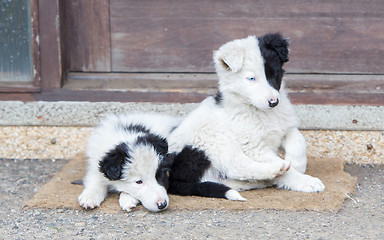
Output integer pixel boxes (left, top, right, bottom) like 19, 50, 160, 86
167, 33, 325, 201
78, 113, 180, 212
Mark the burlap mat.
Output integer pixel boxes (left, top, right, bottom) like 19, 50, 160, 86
24, 153, 356, 212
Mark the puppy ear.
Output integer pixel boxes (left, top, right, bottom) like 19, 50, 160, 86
259, 33, 290, 63
162, 152, 176, 166
99, 142, 130, 180
136, 133, 168, 156
214, 42, 245, 73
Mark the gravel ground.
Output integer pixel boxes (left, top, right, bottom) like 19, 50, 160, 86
0, 159, 383, 240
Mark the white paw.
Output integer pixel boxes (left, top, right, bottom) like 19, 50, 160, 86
276, 173, 325, 192
225, 189, 247, 201
296, 175, 325, 192
119, 193, 139, 212
78, 188, 107, 209
276, 160, 291, 177
263, 160, 291, 180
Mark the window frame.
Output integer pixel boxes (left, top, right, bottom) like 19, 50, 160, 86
0, 0, 41, 93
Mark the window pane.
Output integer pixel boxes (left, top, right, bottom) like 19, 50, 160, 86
0, 0, 32, 82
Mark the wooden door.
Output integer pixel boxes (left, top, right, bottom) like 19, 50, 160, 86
59, 0, 384, 104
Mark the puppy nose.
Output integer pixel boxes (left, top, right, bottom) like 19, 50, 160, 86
268, 98, 279, 108
157, 200, 167, 210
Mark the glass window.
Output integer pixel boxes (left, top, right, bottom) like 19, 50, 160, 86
0, 0, 32, 82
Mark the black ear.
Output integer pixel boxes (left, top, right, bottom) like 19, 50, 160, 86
136, 133, 168, 156
99, 142, 130, 180
259, 33, 289, 63
156, 153, 176, 189
162, 152, 176, 167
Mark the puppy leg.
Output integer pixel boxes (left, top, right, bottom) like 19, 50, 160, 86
78, 172, 108, 209
223, 153, 291, 181
282, 128, 307, 173
119, 192, 139, 212
276, 129, 325, 192
273, 167, 325, 192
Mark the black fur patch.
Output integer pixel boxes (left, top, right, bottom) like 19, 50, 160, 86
136, 133, 168, 156
168, 146, 232, 199
169, 181, 231, 198
258, 33, 289, 91
214, 91, 223, 105
99, 142, 131, 180
155, 153, 175, 189
122, 124, 151, 134
169, 146, 211, 183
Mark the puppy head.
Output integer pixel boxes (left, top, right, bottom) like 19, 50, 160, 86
98, 135, 171, 212
213, 34, 289, 110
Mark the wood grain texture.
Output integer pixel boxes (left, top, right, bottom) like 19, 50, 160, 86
26, 72, 380, 105
0, 82, 40, 93
38, 0, 63, 90
64, 73, 384, 94
0, 90, 380, 105
1, 87, 383, 106
110, 0, 384, 73
110, 0, 384, 19
61, 0, 111, 72
290, 92, 384, 106
64, 73, 217, 93
33, 89, 209, 103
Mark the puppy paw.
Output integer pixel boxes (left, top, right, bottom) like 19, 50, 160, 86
78, 188, 107, 209
276, 173, 325, 193
119, 193, 139, 212
261, 160, 291, 180
295, 175, 325, 192
275, 160, 291, 178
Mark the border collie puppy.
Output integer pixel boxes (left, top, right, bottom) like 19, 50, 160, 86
167, 33, 325, 200
78, 113, 180, 212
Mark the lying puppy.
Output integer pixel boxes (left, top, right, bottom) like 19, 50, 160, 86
78, 113, 180, 212
167, 33, 325, 200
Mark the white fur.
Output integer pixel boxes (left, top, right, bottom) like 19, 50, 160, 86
79, 112, 180, 212
168, 36, 325, 196
225, 189, 247, 201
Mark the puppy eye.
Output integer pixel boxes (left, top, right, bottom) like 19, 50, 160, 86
135, 180, 143, 184
247, 77, 256, 82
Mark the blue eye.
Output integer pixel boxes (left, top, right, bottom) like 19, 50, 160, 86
135, 180, 143, 184
247, 77, 256, 81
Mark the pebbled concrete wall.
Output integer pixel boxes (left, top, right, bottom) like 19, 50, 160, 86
0, 101, 383, 130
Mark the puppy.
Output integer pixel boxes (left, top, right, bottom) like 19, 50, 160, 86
78, 113, 180, 212
167, 33, 325, 200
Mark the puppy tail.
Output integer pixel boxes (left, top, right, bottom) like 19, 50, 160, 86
169, 181, 246, 201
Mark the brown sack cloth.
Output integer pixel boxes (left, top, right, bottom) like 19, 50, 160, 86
24, 153, 356, 212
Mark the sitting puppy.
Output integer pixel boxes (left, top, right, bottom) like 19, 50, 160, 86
78, 113, 180, 212
167, 33, 325, 200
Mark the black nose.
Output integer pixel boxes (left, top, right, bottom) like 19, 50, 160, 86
268, 98, 279, 108
157, 200, 167, 210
